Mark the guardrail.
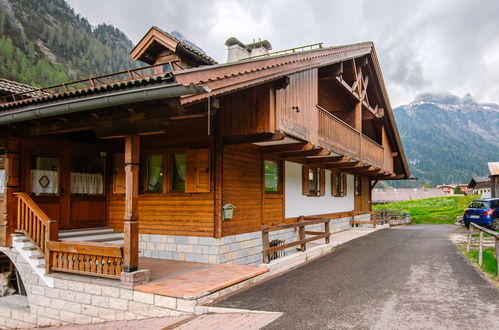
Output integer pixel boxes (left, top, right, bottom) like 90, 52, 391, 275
466, 223, 499, 275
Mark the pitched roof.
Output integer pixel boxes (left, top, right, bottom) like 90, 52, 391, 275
468, 176, 491, 188
130, 26, 217, 65
0, 78, 38, 96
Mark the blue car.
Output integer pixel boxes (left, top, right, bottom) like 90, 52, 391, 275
463, 198, 499, 230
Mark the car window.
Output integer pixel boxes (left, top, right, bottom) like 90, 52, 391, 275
468, 201, 490, 209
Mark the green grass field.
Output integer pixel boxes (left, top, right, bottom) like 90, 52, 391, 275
373, 195, 480, 225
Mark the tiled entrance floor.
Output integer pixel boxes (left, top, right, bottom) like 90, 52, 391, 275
139, 257, 208, 281
135, 263, 269, 298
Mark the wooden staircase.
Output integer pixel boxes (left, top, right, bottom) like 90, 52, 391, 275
14, 193, 125, 280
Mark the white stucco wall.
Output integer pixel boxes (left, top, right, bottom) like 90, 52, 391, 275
285, 161, 354, 218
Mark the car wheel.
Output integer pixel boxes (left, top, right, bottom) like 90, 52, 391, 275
492, 218, 499, 231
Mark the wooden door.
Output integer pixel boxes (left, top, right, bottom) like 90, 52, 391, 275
24, 151, 69, 227
354, 175, 371, 212
23, 138, 108, 229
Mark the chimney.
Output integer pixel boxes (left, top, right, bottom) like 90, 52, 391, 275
225, 37, 250, 62
225, 37, 273, 62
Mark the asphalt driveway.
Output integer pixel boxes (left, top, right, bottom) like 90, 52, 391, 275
215, 225, 499, 329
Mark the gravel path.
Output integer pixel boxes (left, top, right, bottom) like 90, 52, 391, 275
215, 225, 499, 329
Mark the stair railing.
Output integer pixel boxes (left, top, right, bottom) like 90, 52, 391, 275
15, 192, 58, 271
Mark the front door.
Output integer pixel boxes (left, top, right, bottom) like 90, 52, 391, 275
23, 138, 108, 229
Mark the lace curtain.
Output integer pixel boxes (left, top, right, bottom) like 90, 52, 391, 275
0, 170, 4, 194
70, 172, 104, 195
30, 169, 58, 195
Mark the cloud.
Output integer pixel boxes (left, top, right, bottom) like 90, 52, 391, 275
66, 0, 499, 107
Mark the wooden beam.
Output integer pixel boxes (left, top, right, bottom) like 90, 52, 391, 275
123, 134, 140, 272
324, 161, 360, 169
306, 156, 347, 164
279, 148, 330, 159
223, 132, 285, 145
261, 142, 313, 154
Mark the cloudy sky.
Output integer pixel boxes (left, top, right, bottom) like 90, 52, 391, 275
66, 0, 499, 107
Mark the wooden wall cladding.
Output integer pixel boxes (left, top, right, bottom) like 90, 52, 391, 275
108, 118, 216, 237
262, 193, 284, 227
219, 83, 274, 136
222, 144, 263, 236
276, 69, 318, 142
108, 194, 214, 236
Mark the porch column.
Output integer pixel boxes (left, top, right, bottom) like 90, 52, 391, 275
123, 134, 140, 272
2, 136, 20, 247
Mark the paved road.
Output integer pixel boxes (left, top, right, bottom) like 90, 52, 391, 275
215, 225, 499, 329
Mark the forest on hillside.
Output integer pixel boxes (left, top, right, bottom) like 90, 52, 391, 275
0, 0, 137, 87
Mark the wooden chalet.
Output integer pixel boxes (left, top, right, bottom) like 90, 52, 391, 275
0, 26, 409, 281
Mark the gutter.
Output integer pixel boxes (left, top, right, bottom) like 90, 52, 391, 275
0, 83, 210, 125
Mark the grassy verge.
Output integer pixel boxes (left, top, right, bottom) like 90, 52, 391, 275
373, 195, 479, 225
462, 248, 498, 281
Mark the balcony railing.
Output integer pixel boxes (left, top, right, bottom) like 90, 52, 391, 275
317, 105, 384, 169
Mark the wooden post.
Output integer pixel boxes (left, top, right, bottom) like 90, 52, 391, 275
45, 220, 58, 274
123, 134, 140, 272
466, 225, 473, 253
262, 228, 270, 264
325, 220, 330, 244
478, 230, 483, 266
298, 215, 306, 251
2, 135, 20, 247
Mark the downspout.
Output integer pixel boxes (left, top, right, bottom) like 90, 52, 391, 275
0, 83, 210, 125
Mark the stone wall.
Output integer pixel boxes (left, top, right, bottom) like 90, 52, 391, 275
0, 247, 191, 328
139, 217, 353, 266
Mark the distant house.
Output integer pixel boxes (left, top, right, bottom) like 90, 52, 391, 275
436, 184, 455, 195
489, 162, 499, 198
436, 184, 470, 195
467, 176, 491, 197
372, 188, 446, 204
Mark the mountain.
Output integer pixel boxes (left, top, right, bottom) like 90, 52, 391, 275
392, 92, 499, 187
0, 0, 137, 88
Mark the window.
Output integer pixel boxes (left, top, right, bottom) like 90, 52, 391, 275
171, 153, 186, 192
302, 166, 325, 196
137, 148, 210, 194
145, 154, 164, 193
264, 160, 280, 193
70, 155, 105, 195
332, 171, 347, 197
30, 155, 59, 196
354, 176, 362, 196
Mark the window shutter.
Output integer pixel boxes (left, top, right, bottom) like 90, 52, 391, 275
113, 153, 125, 194
185, 149, 197, 193
319, 169, 326, 196
331, 170, 337, 197
185, 148, 211, 193
196, 148, 210, 192
302, 165, 309, 195
342, 173, 347, 197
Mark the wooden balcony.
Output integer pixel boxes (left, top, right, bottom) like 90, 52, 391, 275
317, 105, 384, 169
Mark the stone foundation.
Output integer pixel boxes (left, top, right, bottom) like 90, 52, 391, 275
0, 247, 191, 328
139, 216, 353, 266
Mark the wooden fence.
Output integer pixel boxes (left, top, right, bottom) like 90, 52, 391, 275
374, 209, 409, 226
262, 216, 331, 264
466, 223, 499, 275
